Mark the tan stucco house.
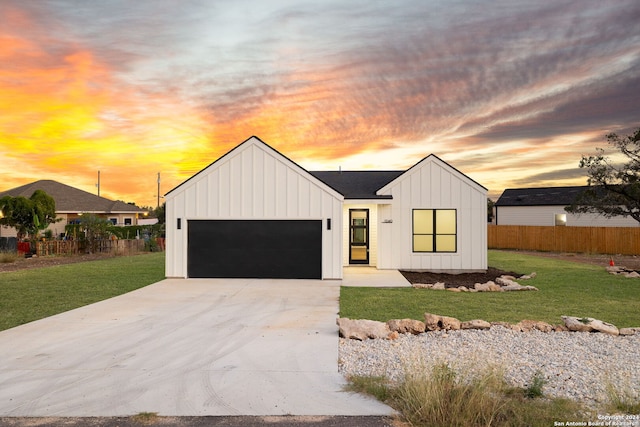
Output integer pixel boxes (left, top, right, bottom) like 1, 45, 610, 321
0, 180, 146, 238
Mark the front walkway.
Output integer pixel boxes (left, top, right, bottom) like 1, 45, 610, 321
341, 267, 412, 287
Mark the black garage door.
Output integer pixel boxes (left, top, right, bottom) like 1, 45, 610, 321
187, 220, 322, 279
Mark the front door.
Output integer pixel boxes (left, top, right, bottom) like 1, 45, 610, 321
349, 209, 369, 264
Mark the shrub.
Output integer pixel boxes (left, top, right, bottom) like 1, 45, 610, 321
523, 370, 547, 399
0, 251, 18, 264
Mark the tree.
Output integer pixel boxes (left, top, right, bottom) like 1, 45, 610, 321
487, 198, 495, 223
76, 213, 111, 253
154, 202, 166, 224
30, 190, 57, 230
0, 190, 57, 239
565, 127, 640, 223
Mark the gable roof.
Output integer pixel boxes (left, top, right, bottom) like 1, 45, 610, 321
309, 171, 403, 199
165, 136, 344, 200
495, 186, 589, 206
376, 154, 488, 195
0, 180, 144, 213
166, 136, 487, 200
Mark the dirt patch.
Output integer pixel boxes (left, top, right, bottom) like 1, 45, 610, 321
0, 253, 117, 273
401, 267, 523, 288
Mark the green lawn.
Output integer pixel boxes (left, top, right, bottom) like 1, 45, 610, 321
340, 250, 640, 328
0, 252, 165, 331
2, 250, 639, 333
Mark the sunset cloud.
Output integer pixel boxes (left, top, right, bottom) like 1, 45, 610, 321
1, 0, 639, 204
0, 3, 216, 204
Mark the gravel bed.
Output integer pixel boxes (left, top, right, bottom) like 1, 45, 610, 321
339, 326, 640, 404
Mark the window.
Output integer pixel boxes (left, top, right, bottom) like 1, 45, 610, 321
554, 213, 567, 226
413, 209, 457, 252
124, 218, 132, 226
109, 218, 117, 225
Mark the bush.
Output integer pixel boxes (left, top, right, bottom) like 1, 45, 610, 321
0, 251, 18, 263
523, 370, 547, 399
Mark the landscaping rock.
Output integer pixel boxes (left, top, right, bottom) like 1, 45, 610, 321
553, 324, 570, 332
496, 276, 516, 286
502, 284, 539, 291
413, 274, 538, 292
519, 272, 537, 280
387, 318, 426, 335
413, 283, 432, 289
516, 319, 553, 333
561, 316, 619, 336
461, 319, 491, 330
496, 276, 539, 291
490, 321, 516, 330
562, 316, 595, 332
474, 281, 493, 291
619, 327, 639, 336
337, 318, 392, 340
606, 265, 640, 277
488, 282, 503, 292
424, 313, 461, 331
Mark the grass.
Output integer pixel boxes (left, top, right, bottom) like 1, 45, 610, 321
605, 379, 640, 414
348, 362, 586, 427
0, 252, 165, 331
131, 412, 160, 425
340, 250, 640, 328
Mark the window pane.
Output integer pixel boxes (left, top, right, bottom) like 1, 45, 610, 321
435, 210, 456, 234
352, 228, 366, 243
436, 235, 456, 252
413, 210, 433, 234
414, 235, 433, 252
351, 210, 367, 226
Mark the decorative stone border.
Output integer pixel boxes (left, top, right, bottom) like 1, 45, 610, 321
337, 314, 640, 341
607, 265, 640, 278
413, 274, 539, 292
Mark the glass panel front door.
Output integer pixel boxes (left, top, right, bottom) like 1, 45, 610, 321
349, 209, 369, 264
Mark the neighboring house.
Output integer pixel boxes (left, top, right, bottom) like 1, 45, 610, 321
165, 136, 487, 280
0, 180, 147, 238
494, 186, 639, 227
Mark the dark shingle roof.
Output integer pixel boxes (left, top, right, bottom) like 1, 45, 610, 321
309, 171, 403, 199
0, 180, 144, 213
495, 186, 590, 206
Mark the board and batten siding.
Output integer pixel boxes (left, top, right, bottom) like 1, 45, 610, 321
376, 155, 487, 272
165, 137, 344, 279
496, 205, 639, 227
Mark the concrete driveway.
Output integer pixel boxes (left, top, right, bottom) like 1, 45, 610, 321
0, 279, 392, 417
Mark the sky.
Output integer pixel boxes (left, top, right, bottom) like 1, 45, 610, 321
1, 0, 639, 206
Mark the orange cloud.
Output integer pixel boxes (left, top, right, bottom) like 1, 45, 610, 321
0, 6, 216, 206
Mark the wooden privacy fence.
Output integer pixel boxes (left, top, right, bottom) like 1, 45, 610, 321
488, 225, 640, 255
35, 239, 146, 256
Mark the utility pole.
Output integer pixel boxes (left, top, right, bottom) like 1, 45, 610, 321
157, 172, 160, 208
96, 170, 101, 197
